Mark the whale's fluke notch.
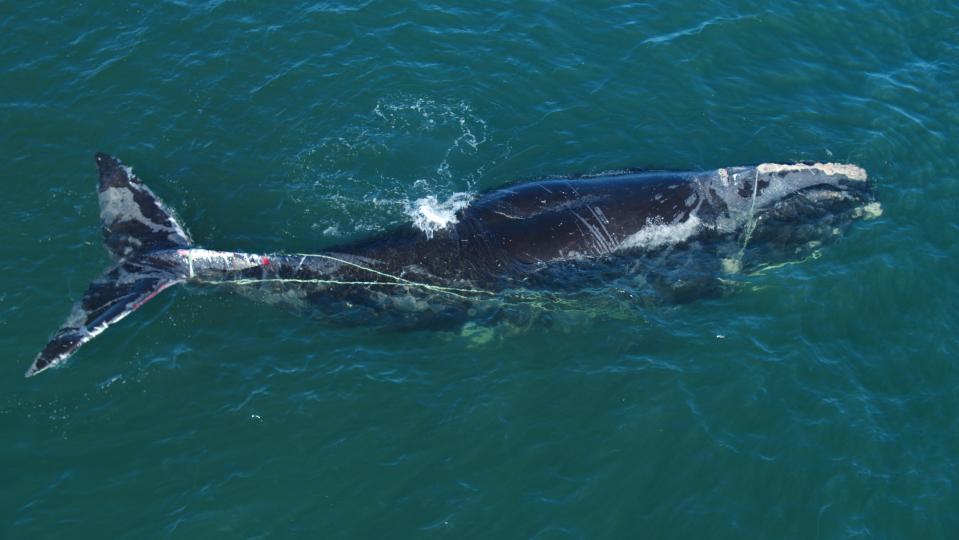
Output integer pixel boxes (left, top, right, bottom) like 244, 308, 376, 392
95, 152, 192, 260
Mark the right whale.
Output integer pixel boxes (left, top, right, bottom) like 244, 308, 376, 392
27, 155, 880, 376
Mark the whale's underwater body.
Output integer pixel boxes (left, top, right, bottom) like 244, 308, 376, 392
26, 153, 880, 376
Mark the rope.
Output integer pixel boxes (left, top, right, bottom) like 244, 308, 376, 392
291, 252, 422, 287
184, 175, 772, 301
195, 252, 494, 299
736, 169, 761, 263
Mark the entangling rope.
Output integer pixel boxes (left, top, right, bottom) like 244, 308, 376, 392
736, 169, 761, 263
197, 252, 495, 300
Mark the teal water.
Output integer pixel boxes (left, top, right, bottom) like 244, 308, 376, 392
2, 1, 957, 538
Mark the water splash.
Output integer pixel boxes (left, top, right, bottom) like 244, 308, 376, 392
405, 192, 473, 238
289, 95, 491, 238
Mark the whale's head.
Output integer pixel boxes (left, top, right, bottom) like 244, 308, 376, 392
709, 162, 880, 270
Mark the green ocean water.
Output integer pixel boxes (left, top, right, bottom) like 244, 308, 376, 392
2, 1, 957, 538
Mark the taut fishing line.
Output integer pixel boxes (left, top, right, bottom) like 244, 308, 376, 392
737, 169, 761, 263
197, 252, 495, 300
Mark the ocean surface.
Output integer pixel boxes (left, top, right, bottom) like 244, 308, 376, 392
2, 1, 957, 538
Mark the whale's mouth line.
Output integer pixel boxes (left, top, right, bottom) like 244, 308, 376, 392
796, 183, 863, 197
819, 181, 875, 199
757, 182, 876, 221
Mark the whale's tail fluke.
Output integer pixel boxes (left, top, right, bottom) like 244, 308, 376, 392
26, 154, 191, 377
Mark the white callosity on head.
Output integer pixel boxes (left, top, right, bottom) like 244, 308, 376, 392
406, 192, 473, 239
711, 163, 870, 228
756, 162, 867, 181
717, 168, 730, 186
853, 202, 884, 219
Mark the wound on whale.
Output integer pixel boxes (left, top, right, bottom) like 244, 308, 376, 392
25, 153, 881, 377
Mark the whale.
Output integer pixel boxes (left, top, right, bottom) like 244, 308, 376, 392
26, 153, 880, 376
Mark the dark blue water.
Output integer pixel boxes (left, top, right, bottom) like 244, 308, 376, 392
2, 1, 958, 538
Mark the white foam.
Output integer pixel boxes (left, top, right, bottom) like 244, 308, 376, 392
406, 192, 473, 239
617, 214, 703, 251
